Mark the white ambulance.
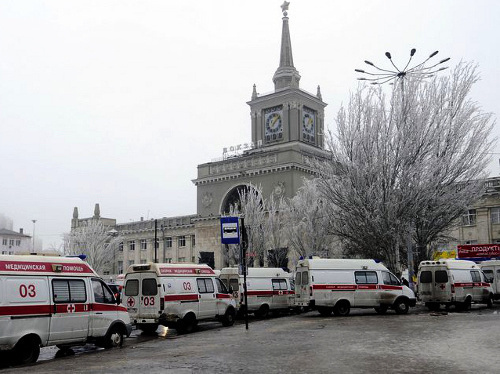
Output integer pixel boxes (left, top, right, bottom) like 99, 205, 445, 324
0, 255, 132, 365
480, 260, 500, 300
418, 259, 494, 310
294, 258, 416, 316
219, 267, 294, 317
124, 262, 236, 334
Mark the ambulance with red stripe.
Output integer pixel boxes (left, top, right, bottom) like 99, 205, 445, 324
294, 258, 416, 316
0, 255, 132, 365
219, 267, 294, 318
124, 263, 236, 334
418, 259, 494, 310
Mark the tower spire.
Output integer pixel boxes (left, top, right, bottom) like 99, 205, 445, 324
273, 1, 301, 91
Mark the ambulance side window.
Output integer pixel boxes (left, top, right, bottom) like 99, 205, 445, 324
142, 278, 158, 296
354, 271, 378, 284
92, 279, 114, 304
52, 279, 87, 303
197, 278, 214, 293
215, 278, 229, 293
125, 279, 139, 296
470, 270, 481, 283
382, 272, 400, 286
272, 279, 288, 290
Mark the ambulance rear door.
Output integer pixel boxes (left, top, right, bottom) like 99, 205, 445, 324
295, 265, 310, 306
124, 272, 160, 320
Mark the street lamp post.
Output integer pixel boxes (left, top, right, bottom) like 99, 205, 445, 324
154, 219, 158, 263
355, 49, 450, 291
160, 223, 166, 264
31, 220, 37, 254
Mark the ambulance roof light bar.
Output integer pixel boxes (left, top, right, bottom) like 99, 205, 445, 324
133, 264, 151, 271
66, 254, 87, 260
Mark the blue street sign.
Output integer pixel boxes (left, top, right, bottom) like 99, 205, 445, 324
220, 216, 240, 244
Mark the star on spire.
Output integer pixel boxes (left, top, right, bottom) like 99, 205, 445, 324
281, 1, 290, 16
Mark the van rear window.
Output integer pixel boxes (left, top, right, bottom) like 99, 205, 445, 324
483, 270, 494, 283
125, 279, 139, 296
142, 278, 158, 296
295, 272, 301, 286
435, 270, 448, 283
419, 271, 432, 283
229, 279, 239, 293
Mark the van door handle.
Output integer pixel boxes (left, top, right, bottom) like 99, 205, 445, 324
96, 312, 103, 315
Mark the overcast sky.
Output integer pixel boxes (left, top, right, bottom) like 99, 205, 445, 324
1, 0, 499, 250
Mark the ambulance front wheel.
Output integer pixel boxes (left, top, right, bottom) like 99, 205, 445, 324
13, 335, 40, 365
393, 298, 409, 314
103, 326, 124, 348
221, 307, 236, 327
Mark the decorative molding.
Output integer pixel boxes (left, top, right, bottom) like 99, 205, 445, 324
273, 181, 286, 197
202, 192, 213, 208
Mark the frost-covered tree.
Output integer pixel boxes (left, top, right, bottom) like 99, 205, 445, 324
238, 185, 267, 267
66, 220, 121, 275
316, 62, 495, 273
283, 178, 337, 263
263, 194, 288, 269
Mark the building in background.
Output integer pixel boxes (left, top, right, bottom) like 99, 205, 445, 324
436, 177, 500, 257
0, 228, 31, 255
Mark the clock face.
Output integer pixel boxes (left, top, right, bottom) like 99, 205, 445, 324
302, 107, 316, 142
264, 106, 283, 141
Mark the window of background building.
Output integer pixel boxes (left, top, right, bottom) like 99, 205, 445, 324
192, 235, 196, 247
462, 209, 477, 226
118, 261, 123, 274
140, 239, 147, 250
129, 240, 136, 251
165, 258, 172, 263
128, 260, 134, 266
15, 240, 20, 246
140, 259, 146, 264
165, 237, 172, 248
178, 236, 186, 248
464, 240, 478, 245
119, 242, 123, 251
9, 239, 14, 246
2, 239, 7, 245
491, 207, 500, 224
1, 251, 6, 254
178, 257, 186, 262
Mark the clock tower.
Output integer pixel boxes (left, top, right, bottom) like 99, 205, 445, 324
248, 1, 327, 149
192, 2, 330, 268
